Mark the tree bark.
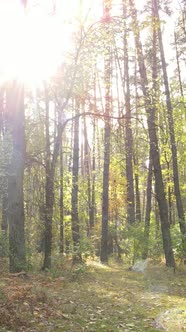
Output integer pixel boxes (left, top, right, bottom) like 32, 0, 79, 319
123, 0, 135, 224
6, 80, 26, 272
129, 0, 175, 267
174, 31, 184, 98
0, 89, 8, 237
134, 158, 141, 223
59, 142, 64, 253
42, 90, 54, 270
83, 115, 93, 235
100, 0, 112, 263
71, 101, 81, 261
142, 152, 153, 260
154, 0, 186, 253
2, 178, 8, 236
90, 115, 96, 229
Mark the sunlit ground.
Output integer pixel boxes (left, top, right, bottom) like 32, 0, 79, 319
0, 259, 185, 331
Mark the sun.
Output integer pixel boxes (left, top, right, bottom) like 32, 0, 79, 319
0, 0, 104, 87
0, 0, 72, 87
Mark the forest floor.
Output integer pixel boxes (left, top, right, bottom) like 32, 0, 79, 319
0, 259, 185, 332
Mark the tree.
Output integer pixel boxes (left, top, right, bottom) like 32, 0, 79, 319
142, 151, 153, 260
0, 87, 8, 238
154, 0, 186, 254
42, 86, 55, 270
59, 138, 64, 253
129, 0, 175, 267
1, 0, 184, 272
100, 0, 112, 263
123, 0, 135, 224
6, 80, 26, 272
71, 100, 81, 261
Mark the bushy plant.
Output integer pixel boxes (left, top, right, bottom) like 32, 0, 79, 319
78, 236, 96, 259
171, 223, 185, 260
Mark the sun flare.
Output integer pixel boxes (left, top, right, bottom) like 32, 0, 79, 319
0, 1, 72, 87
0, 0, 104, 87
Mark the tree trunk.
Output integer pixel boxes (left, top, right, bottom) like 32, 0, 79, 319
59, 142, 64, 253
100, 0, 112, 263
154, 0, 186, 254
83, 116, 93, 235
123, 0, 135, 224
174, 31, 184, 98
142, 152, 153, 260
134, 158, 141, 223
0, 89, 8, 237
2, 178, 8, 236
6, 80, 26, 272
129, 0, 175, 267
90, 116, 96, 229
71, 102, 81, 261
42, 92, 54, 270
100, 116, 110, 263
133, 56, 141, 224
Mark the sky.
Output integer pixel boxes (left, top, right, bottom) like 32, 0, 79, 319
0, 0, 183, 84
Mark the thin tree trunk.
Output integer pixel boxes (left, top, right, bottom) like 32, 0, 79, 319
134, 157, 141, 223
42, 91, 54, 270
2, 179, 8, 236
123, 0, 135, 224
71, 101, 81, 261
174, 31, 184, 98
59, 142, 64, 253
168, 184, 173, 225
133, 55, 141, 224
83, 116, 92, 235
142, 152, 153, 260
90, 94, 96, 229
90, 120, 96, 228
100, 0, 112, 263
0, 89, 8, 237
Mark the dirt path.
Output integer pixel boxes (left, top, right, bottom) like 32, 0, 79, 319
0, 261, 185, 331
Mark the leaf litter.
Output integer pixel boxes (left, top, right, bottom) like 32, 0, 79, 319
0, 260, 185, 331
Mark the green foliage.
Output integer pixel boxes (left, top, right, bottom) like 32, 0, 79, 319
70, 262, 88, 281
122, 223, 145, 263
171, 223, 186, 260
78, 237, 95, 259
0, 233, 8, 257
1, 0, 185, 276
117, 213, 165, 263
